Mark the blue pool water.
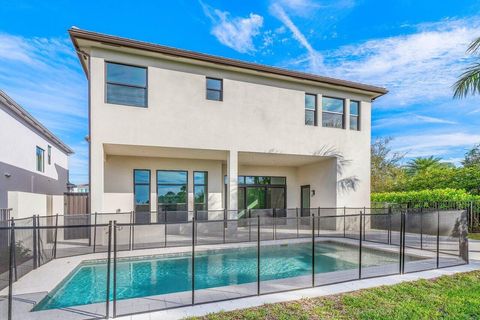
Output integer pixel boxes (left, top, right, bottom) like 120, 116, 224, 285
34, 241, 405, 310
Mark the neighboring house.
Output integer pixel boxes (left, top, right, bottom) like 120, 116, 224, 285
0, 90, 73, 218
69, 28, 387, 220
67, 183, 89, 193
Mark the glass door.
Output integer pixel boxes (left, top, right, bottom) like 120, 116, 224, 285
301, 185, 310, 217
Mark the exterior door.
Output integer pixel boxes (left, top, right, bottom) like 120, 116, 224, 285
301, 185, 310, 217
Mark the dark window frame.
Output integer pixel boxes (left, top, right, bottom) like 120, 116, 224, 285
105, 61, 148, 108
47, 145, 52, 165
304, 93, 317, 126
206, 77, 223, 101
322, 96, 346, 129
349, 100, 361, 131
133, 169, 151, 224
193, 171, 208, 211
36, 146, 45, 172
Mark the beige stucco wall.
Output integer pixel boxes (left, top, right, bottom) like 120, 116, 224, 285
8, 191, 64, 219
86, 46, 372, 212
104, 155, 223, 213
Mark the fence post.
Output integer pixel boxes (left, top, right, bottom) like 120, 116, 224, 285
53, 214, 59, 259
273, 208, 276, 240
33, 215, 37, 269
164, 208, 168, 247
257, 215, 260, 296
343, 206, 346, 238
113, 220, 117, 318
312, 214, 315, 287
249, 209, 252, 242
317, 207, 320, 237
420, 207, 423, 250
296, 208, 299, 238
93, 212, 98, 253
359, 210, 363, 279
223, 209, 227, 244
129, 211, 133, 251
363, 206, 366, 241
37, 215, 41, 267
388, 206, 392, 245
192, 216, 195, 305
8, 219, 15, 320
105, 221, 112, 319
436, 207, 440, 269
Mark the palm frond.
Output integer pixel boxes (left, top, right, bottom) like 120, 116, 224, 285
453, 63, 480, 99
467, 37, 480, 55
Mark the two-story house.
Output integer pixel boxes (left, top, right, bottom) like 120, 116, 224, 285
0, 90, 73, 218
69, 28, 387, 222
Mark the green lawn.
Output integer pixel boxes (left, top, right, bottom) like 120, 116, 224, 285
189, 270, 480, 320
469, 233, 480, 240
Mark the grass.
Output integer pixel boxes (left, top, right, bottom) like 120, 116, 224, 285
469, 233, 480, 240
188, 270, 480, 320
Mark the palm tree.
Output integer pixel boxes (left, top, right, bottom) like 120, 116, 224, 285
454, 37, 480, 98
405, 156, 447, 175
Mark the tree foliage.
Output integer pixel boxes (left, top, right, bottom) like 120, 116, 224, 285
453, 37, 480, 98
371, 137, 406, 193
463, 143, 480, 168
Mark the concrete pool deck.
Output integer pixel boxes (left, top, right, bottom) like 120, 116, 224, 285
0, 234, 472, 320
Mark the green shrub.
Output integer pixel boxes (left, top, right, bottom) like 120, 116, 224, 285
371, 188, 480, 204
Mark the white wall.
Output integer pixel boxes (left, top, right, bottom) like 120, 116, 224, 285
8, 191, 64, 219
86, 47, 373, 212
104, 155, 223, 213
0, 107, 69, 180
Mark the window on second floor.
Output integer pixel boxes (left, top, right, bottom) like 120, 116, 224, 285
36, 146, 44, 172
47, 145, 52, 165
305, 93, 317, 126
350, 100, 360, 131
206, 77, 223, 101
106, 62, 147, 107
322, 97, 345, 129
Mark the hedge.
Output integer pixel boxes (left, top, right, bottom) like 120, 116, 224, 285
371, 188, 480, 204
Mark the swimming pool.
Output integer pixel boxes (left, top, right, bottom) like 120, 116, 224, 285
34, 241, 414, 311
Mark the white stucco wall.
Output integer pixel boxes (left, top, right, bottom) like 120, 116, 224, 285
8, 191, 64, 219
85, 46, 373, 212
0, 107, 69, 180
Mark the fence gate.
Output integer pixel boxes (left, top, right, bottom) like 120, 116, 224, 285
63, 193, 90, 240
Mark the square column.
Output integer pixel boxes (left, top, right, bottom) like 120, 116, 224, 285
227, 150, 238, 211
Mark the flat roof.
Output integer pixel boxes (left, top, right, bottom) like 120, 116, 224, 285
69, 28, 388, 99
0, 90, 74, 155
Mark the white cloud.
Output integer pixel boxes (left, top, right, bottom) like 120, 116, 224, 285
390, 132, 480, 158
322, 17, 480, 106
201, 2, 264, 54
269, 3, 324, 72
0, 32, 88, 183
373, 114, 457, 129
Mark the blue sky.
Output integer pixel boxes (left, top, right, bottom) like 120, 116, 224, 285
1, 0, 480, 184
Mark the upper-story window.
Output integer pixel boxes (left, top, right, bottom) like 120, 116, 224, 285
305, 93, 317, 126
106, 62, 147, 107
322, 97, 345, 129
350, 100, 360, 131
36, 146, 44, 172
47, 145, 52, 165
206, 77, 223, 101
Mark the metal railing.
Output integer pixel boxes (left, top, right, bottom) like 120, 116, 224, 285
0, 206, 469, 320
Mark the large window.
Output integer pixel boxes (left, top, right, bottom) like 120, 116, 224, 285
305, 93, 317, 126
206, 77, 223, 101
194, 171, 208, 216
134, 170, 151, 224
322, 97, 345, 129
106, 62, 147, 107
36, 146, 44, 172
157, 170, 188, 222
350, 100, 360, 131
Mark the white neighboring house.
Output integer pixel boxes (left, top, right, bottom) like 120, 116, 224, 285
69, 28, 387, 221
0, 90, 74, 218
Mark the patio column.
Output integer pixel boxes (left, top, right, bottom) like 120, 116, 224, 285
227, 150, 238, 213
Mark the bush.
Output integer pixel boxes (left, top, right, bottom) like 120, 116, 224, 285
371, 188, 480, 204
